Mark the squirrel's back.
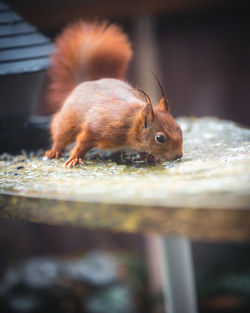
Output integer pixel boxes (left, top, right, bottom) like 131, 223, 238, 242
48, 21, 132, 113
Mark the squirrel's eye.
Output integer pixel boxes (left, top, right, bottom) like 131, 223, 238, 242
155, 133, 165, 143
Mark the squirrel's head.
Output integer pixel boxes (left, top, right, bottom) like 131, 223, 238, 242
136, 90, 183, 161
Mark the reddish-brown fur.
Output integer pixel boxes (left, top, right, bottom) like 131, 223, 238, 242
45, 21, 183, 168
48, 20, 132, 113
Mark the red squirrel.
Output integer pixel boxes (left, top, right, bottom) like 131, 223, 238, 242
45, 21, 183, 168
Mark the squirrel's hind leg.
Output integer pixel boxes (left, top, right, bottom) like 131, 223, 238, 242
45, 112, 79, 159
65, 129, 94, 168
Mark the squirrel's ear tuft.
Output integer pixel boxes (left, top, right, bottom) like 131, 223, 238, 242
135, 88, 154, 128
158, 96, 170, 112
141, 102, 154, 128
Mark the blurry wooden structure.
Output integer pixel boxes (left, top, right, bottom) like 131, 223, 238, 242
2, 0, 244, 30
4, 0, 250, 126
0, 2, 53, 130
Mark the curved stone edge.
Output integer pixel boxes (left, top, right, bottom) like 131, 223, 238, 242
1, 193, 250, 242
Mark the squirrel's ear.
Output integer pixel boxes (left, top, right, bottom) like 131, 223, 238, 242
158, 96, 170, 112
141, 102, 154, 128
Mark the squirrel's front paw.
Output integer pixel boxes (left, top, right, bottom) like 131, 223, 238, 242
45, 149, 64, 159
65, 157, 83, 168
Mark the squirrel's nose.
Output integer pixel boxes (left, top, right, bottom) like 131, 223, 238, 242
164, 151, 183, 161
174, 151, 183, 160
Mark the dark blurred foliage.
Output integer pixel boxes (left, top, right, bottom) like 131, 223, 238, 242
0, 251, 148, 313
0, 218, 163, 313
193, 241, 250, 312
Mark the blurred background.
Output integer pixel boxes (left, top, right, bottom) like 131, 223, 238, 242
0, 0, 250, 313
3, 0, 250, 125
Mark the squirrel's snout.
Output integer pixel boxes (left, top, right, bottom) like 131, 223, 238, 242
175, 151, 183, 160
164, 150, 183, 161
172, 154, 182, 160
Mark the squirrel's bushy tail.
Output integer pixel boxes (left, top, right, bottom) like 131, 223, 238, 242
48, 21, 132, 113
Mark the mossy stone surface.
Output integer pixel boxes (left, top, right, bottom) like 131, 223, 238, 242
0, 117, 250, 242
